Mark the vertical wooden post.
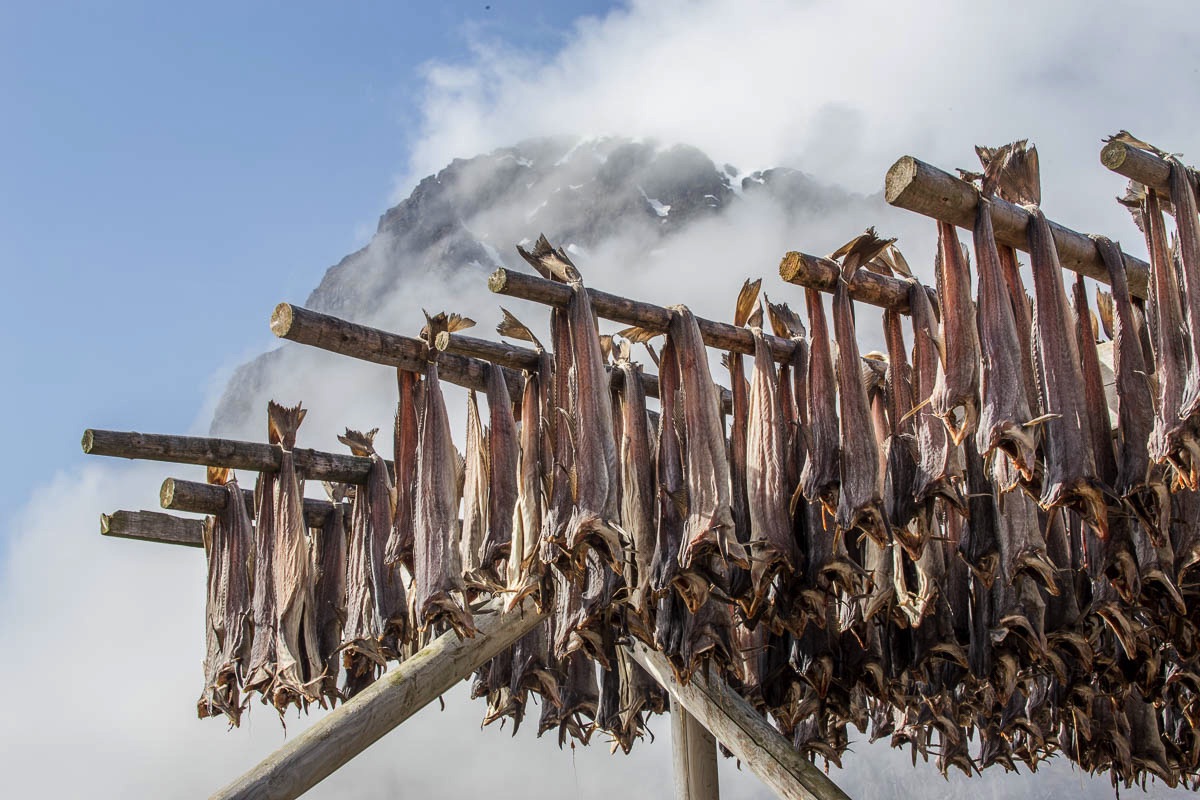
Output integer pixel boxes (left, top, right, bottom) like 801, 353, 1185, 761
672, 699, 720, 800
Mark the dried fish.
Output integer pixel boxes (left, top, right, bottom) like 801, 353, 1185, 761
482, 363, 519, 573
310, 486, 347, 706
614, 351, 656, 625
197, 468, 254, 725
1167, 158, 1200, 422
507, 362, 546, 608
243, 456, 278, 699
931, 221, 980, 445
908, 280, 961, 510
669, 305, 747, 570
414, 315, 475, 637
269, 402, 322, 712
386, 369, 421, 573
460, 390, 489, 579
800, 287, 840, 515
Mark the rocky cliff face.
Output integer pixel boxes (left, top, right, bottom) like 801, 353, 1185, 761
211, 136, 879, 437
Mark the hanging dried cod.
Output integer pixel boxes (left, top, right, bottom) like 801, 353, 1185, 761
244, 440, 278, 700
268, 401, 323, 712
387, 368, 421, 574
414, 312, 475, 637
830, 230, 892, 545
931, 220, 980, 445
483, 363, 519, 576
727, 279, 761, 606
800, 286, 840, 516
197, 466, 253, 726
460, 389, 490, 581
908, 279, 961, 510
613, 340, 656, 628
311, 483, 347, 706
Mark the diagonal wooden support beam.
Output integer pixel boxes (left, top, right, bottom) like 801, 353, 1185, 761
778, 251, 937, 314
885, 155, 1150, 298
82, 429, 378, 484
488, 268, 799, 363
627, 641, 851, 800
211, 598, 547, 800
101, 509, 205, 547
270, 303, 524, 399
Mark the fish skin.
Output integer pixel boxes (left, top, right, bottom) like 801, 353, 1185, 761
563, 278, 624, 570
310, 494, 347, 707
386, 369, 420, 573
931, 221, 981, 445
1094, 236, 1167, 536
340, 481, 386, 697
540, 306, 576, 566
726, 351, 753, 603
269, 402, 323, 712
506, 367, 545, 609
881, 307, 920, 542
197, 476, 255, 725
414, 359, 475, 638
800, 287, 840, 515
907, 281, 962, 510
1071, 274, 1119, 488
459, 390, 489, 579
482, 363, 520, 572
243, 461, 278, 699
1027, 207, 1110, 537
973, 196, 1037, 482
831, 264, 888, 545
744, 326, 800, 614
669, 305, 747, 571
614, 358, 656, 624
1166, 159, 1200, 422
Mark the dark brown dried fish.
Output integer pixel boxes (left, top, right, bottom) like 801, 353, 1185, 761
614, 352, 655, 626
244, 457, 278, 699
800, 287, 840, 515
310, 485, 347, 706
831, 232, 890, 545
908, 281, 962, 510
269, 401, 322, 712
197, 468, 254, 725
1167, 158, 1200, 422
482, 363, 519, 573
931, 221, 980, 445
507, 363, 546, 608
744, 321, 799, 614
341, 474, 386, 696
972, 161, 1037, 482
386, 369, 421, 573
414, 319, 475, 638
669, 305, 747, 570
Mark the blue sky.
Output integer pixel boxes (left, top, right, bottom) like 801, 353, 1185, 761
0, 0, 613, 541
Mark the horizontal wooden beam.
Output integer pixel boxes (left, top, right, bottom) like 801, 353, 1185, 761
101, 509, 204, 548
1100, 140, 1173, 197
82, 429, 375, 484
270, 303, 523, 399
884, 155, 1150, 299
778, 251, 937, 314
628, 641, 851, 800
435, 331, 734, 413
210, 598, 547, 800
160, 477, 345, 529
488, 269, 799, 362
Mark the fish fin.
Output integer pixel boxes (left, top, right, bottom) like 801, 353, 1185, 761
616, 325, 662, 345
1094, 289, 1114, 340
599, 334, 614, 364
496, 308, 544, 351
207, 466, 232, 485
267, 400, 306, 448
337, 427, 379, 457
746, 301, 764, 331
984, 140, 1040, 206
518, 234, 581, 282
446, 313, 475, 333
734, 278, 762, 328
764, 295, 805, 340
830, 227, 895, 271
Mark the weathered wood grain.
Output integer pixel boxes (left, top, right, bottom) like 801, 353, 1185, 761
628, 641, 851, 800
885, 155, 1150, 298
160, 477, 345, 528
671, 699, 721, 800
1100, 140, 1173, 197
100, 509, 204, 548
209, 598, 547, 800
778, 251, 937, 314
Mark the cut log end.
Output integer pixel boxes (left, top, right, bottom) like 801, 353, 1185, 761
160, 478, 178, 509
434, 330, 452, 352
99, 513, 113, 536
884, 155, 920, 206
487, 268, 510, 294
1100, 141, 1129, 171
270, 302, 297, 338
81, 429, 95, 454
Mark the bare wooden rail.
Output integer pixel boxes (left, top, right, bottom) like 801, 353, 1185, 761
1100, 140, 1174, 197
210, 598, 547, 800
101, 509, 205, 547
435, 330, 734, 413
885, 155, 1150, 298
82, 429, 376, 484
488, 268, 799, 362
778, 251, 936, 314
160, 477, 345, 528
271, 303, 524, 399
628, 642, 851, 800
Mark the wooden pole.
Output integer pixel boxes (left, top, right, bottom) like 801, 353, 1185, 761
270, 303, 523, 399
1099, 140, 1175, 197
884, 155, 1150, 298
160, 477, 344, 528
434, 330, 734, 413
628, 642, 851, 800
101, 510, 204, 548
210, 598, 547, 800
488, 268, 799, 362
82, 429, 375, 484
778, 251, 936, 314
672, 699, 721, 800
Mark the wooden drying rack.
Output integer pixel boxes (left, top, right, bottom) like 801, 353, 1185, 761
86, 137, 1161, 800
